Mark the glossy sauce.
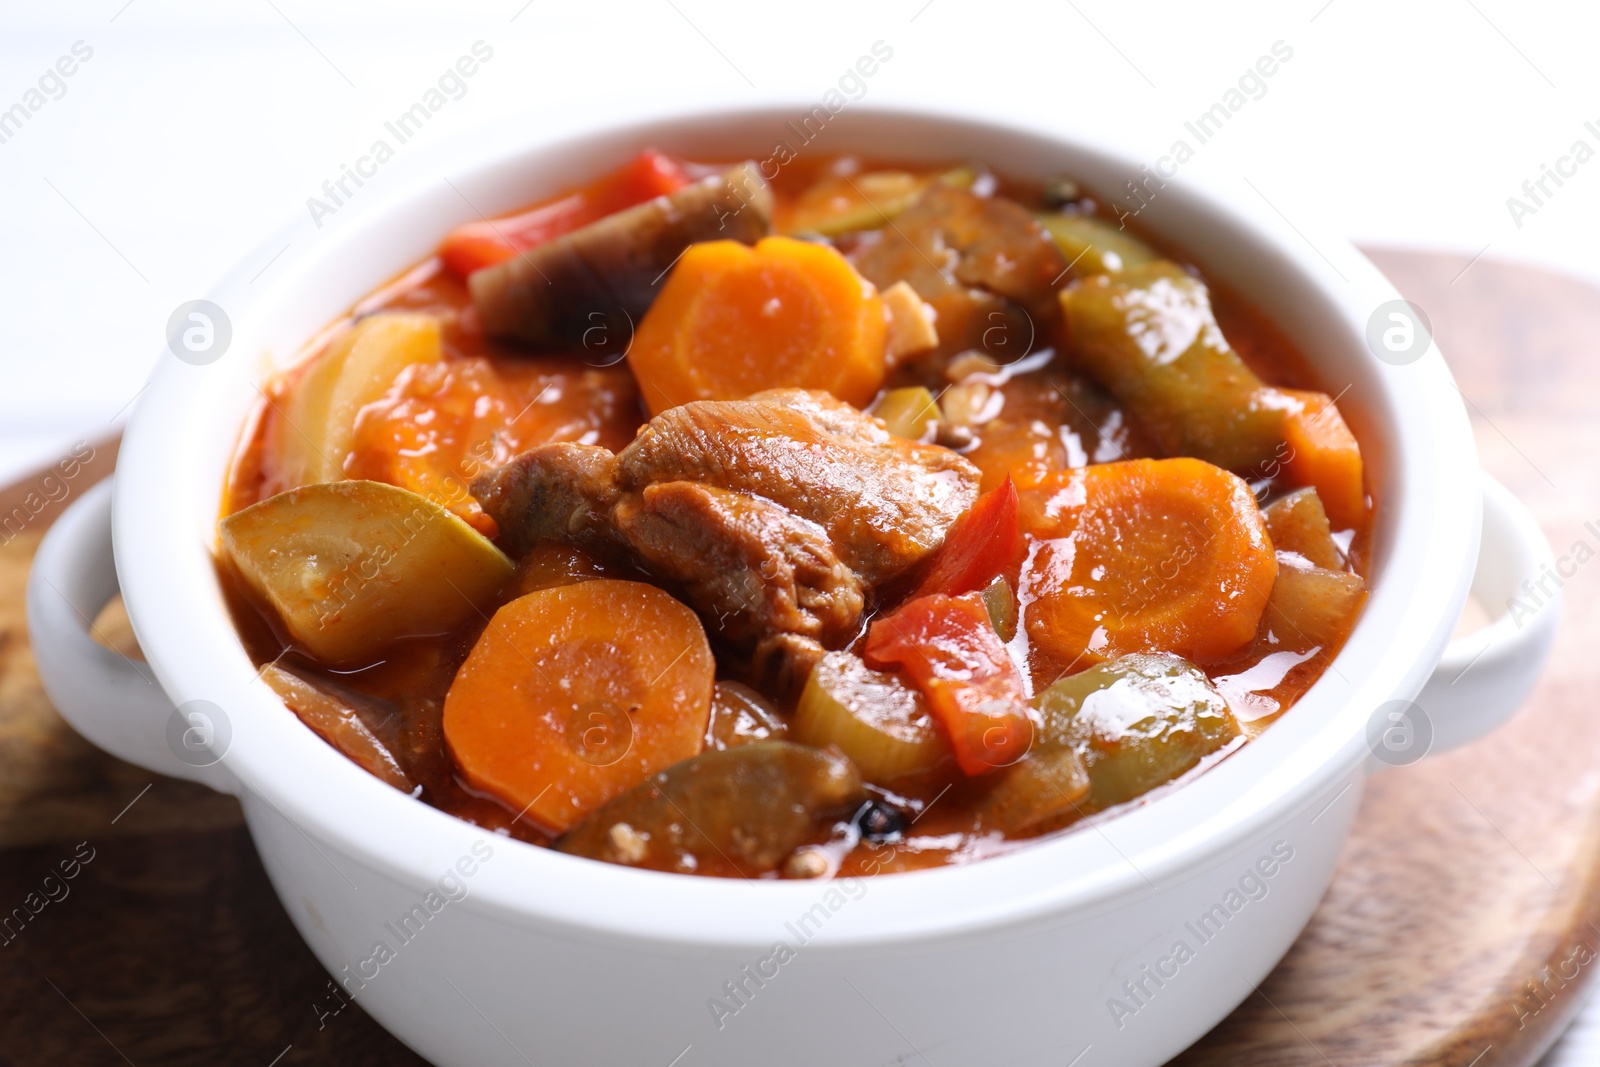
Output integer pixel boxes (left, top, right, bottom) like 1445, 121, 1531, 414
220, 155, 1371, 871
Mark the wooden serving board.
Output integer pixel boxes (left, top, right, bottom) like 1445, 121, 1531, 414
1, 249, 1596, 1067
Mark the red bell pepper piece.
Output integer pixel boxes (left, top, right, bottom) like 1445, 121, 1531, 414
438, 149, 691, 277
913, 476, 1025, 598
865, 592, 1034, 775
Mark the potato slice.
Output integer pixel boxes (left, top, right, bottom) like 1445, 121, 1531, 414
1263, 487, 1345, 571
882, 281, 941, 365
276, 313, 442, 489
1261, 555, 1367, 653
870, 386, 942, 441
220, 480, 512, 666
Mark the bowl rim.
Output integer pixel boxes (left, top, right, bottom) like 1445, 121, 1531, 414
112, 99, 1479, 950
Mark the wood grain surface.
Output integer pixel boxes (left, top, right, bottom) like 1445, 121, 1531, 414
0, 250, 1595, 1066
1171, 250, 1600, 1066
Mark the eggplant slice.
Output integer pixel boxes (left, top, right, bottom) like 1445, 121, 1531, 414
470, 162, 774, 356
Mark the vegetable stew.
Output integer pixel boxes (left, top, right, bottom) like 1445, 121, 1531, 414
219, 150, 1372, 879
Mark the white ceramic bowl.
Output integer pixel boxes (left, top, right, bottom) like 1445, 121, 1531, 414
28, 104, 1558, 1067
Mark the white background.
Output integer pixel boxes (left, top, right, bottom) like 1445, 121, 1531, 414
2, 1, 1597, 1061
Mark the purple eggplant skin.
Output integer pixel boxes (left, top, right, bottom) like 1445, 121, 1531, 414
470, 163, 774, 356
556, 741, 863, 876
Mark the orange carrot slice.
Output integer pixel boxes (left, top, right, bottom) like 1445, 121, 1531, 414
627, 235, 887, 415
344, 356, 639, 536
442, 580, 713, 834
1018, 458, 1277, 674
1276, 388, 1367, 530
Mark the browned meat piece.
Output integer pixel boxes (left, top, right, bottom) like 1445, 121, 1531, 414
612, 482, 865, 647
853, 183, 1066, 373
471, 390, 980, 682
470, 163, 773, 355
750, 633, 830, 702
617, 389, 979, 584
470, 442, 619, 556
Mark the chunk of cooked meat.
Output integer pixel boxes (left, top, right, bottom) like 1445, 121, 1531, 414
468, 442, 620, 556
471, 163, 773, 354
613, 481, 865, 647
750, 632, 831, 702
471, 389, 980, 676
617, 389, 978, 584
853, 183, 1066, 375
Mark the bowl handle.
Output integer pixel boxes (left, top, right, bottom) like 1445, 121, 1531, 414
26, 479, 238, 794
1414, 472, 1560, 755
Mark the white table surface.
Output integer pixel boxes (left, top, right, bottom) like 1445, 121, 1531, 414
2, 3, 1596, 1062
